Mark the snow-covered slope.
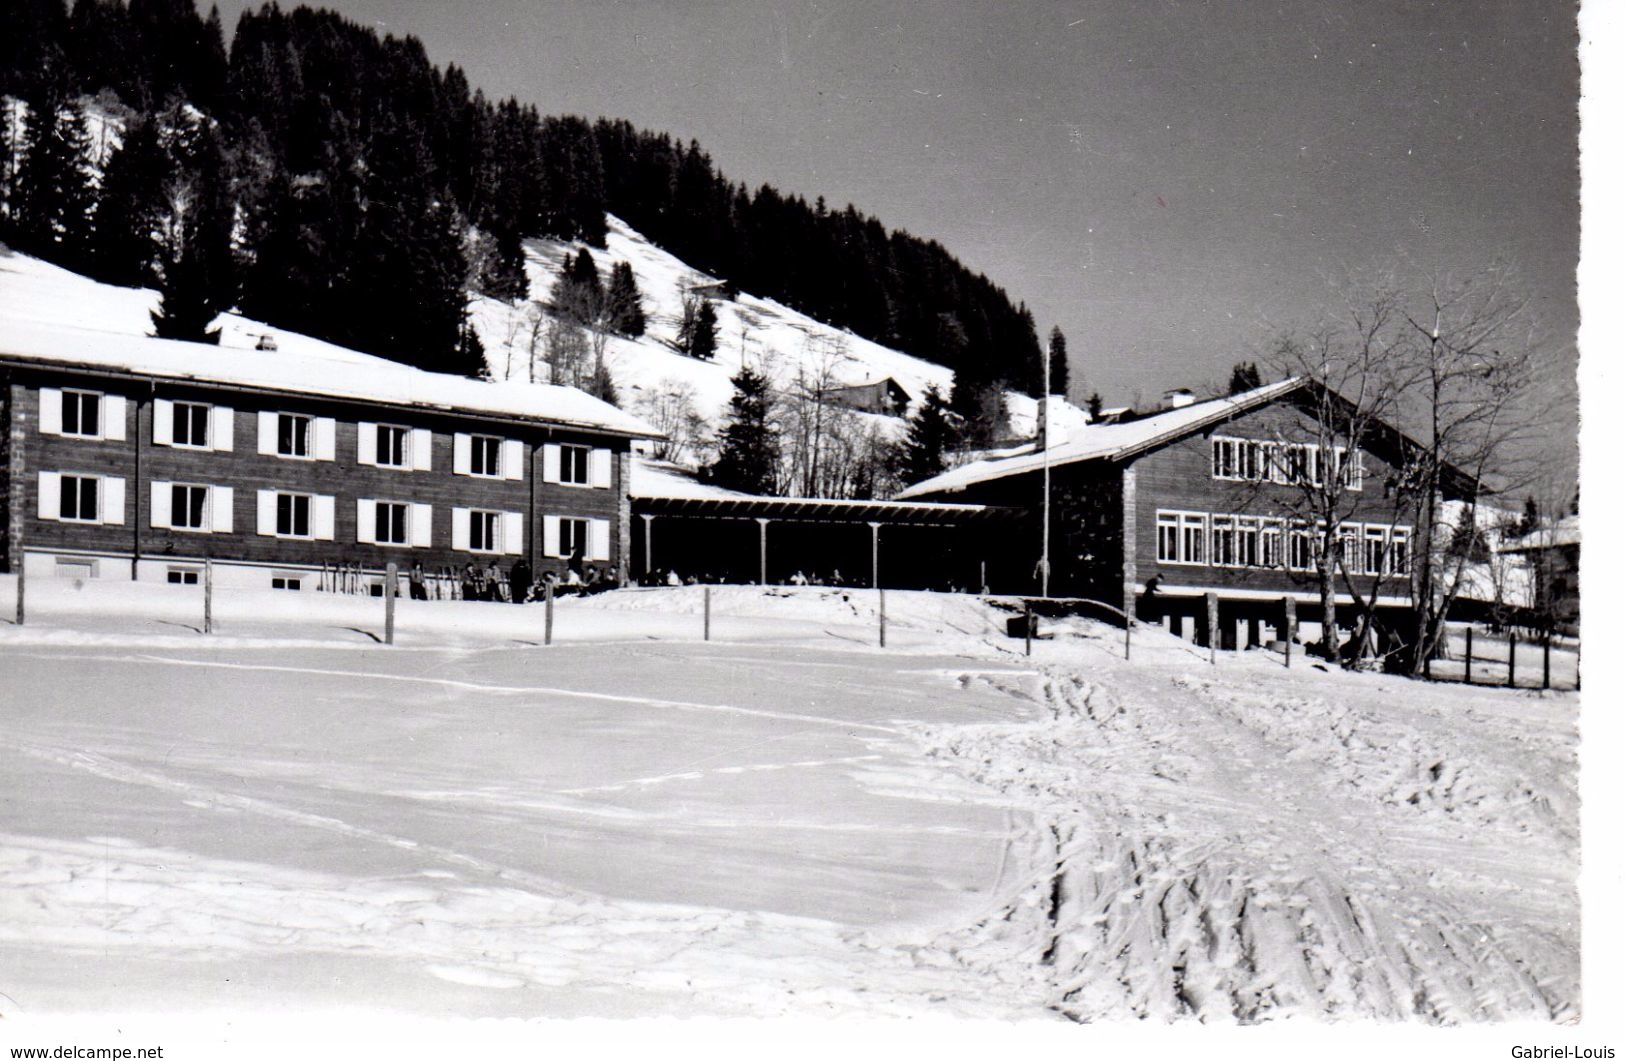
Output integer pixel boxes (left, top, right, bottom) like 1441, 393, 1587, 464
467, 215, 1065, 440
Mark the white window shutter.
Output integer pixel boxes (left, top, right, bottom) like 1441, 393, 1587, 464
356, 498, 377, 544
410, 503, 432, 548
453, 433, 472, 475
502, 438, 524, 481
37, 472, 61, 519
357, 421, 377, 465
211, 486, 234, 533
150, 481, 173, 529
211, 405, 234, 452
589, 518, 610, 562
103, 394, 126, 441
542, 444, 561, 483
589, 448, 612, 488
411, 428, 433, 471
315, 417, 337, 461
39, 388, 62, 435
543, 515, 561, 557
451, 507, 471, 551
257, 489, 277, 535
502, 511, 524, 555
152, 399, 173, 445
101, 476, 125, 526
312, 495, 336, 541
258, 411, 278, 454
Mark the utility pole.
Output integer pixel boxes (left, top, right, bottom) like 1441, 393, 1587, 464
1040, 333, 1052, 599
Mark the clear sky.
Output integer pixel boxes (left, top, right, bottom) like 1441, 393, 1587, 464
213, 0, 1579, 464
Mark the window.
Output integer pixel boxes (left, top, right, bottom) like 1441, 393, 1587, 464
167, 567, 200, 585
1156, 512, 1180, 563
1211, 515, 1237, 567
559, 444, 591, 485
58, 474, 100, 522
1288, 522, 1315, 571
271, 576, 302, 591
61, 391, 101, 437
1364, 525, 1388, 575
376, 425, 409, 468
374, 501, 409, 546
1389, 527, 1411, 575
1236, 516, 1260, 567
1337, 524, 1361, 573
1260, 518, 1284, 568
172, 402, 210, 448
170, 484, 209, 531
559, 517, 590, 559
277, 493, 311, 537
468, 510, 500, 552
278, 413, 311, 458
471, 435, 502, 476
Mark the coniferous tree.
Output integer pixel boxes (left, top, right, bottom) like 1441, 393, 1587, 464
605, 260, 645, 336
896, 384, 956, 485
1228, 360, 1263, 395
12, 82, 96, 270
88, 113, 167, 285
149, 230, 221, 343
689, 298, 718, 361
704, 364, 779, 495
1047, 326, 1070, 397
1086, 392, 1104, 420
479, 224, 529, 302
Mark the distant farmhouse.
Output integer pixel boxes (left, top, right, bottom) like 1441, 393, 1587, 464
0, 321, 656, 592
825, 377, 911, 417
1499, 514, 1580, 635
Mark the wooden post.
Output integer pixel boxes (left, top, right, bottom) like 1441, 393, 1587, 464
878, 587, 886, 648
1464, 625, 1473, 685
14, 555, 24, 626
980, 560, 987, 595
756, 518, 769, 586
383, 562, 396, 645
1543, 629, 1552, 690
1206, 592, 1219, 666
1282, 597, 1295, 669
869, 522, 881, 589
703, 585, 711, 641
1024, 600, 1033, 657
544, 580, 554, 645
203, 558, 213, 635
1123, 584, 1135, 661
640, 513, 653, 582
1507, 629, 1517, 688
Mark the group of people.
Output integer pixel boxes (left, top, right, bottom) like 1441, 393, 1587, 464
405, 557, 619, 604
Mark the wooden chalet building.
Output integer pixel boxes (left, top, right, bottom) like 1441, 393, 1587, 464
0, 321, 656, 593
900, 379, 1476, 650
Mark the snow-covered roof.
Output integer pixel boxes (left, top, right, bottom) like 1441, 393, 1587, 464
897, 379, 1304, 498
1499, 515, 1581, 553
0, 319, 659, 438
628, 457, 753, 500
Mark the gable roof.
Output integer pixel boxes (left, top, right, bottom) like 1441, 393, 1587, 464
897, 378, 1304, 498
0, 319, 659, 438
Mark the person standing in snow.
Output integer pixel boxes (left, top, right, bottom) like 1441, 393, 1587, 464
509, 557, 533, 603
409, 561, 428, 601
461, 562, 479, 602
484, 560, 504, 601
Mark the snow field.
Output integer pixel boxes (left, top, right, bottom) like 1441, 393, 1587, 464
0, 581, 1579, 1021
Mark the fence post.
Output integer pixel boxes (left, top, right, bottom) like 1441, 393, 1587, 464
1206, 592, 1220, 666
1282, 596, 1295, 669
1024, 600, 1032, 657
1464, 626, 1473, 685
703, 585, 711, 642
15, 555, 24, 626
384, 562, 396, 645
544, 580, 554, 645
878, 587, 886, 648
1123, 584, 1135, 661
1543, 629, 1552, 690
1507, 629, 1516, 688
204, 558, 213, 635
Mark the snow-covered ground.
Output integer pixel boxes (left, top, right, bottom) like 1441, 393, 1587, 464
0, 577, 1579, 1023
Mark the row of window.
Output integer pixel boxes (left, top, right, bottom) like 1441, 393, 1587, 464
35, 473, 610, 559
1155, 509, 1411, 577
1210, 435, 1364, 490
39, 389, 612, 486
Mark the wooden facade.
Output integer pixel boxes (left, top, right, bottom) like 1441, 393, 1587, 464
2, 354, 647, 591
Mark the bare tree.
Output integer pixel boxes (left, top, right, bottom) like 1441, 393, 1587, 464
1396, 265, 1544, 674
634, 379, 708, 465
780, 336, 857, 496
1264, 287, 1413, 662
